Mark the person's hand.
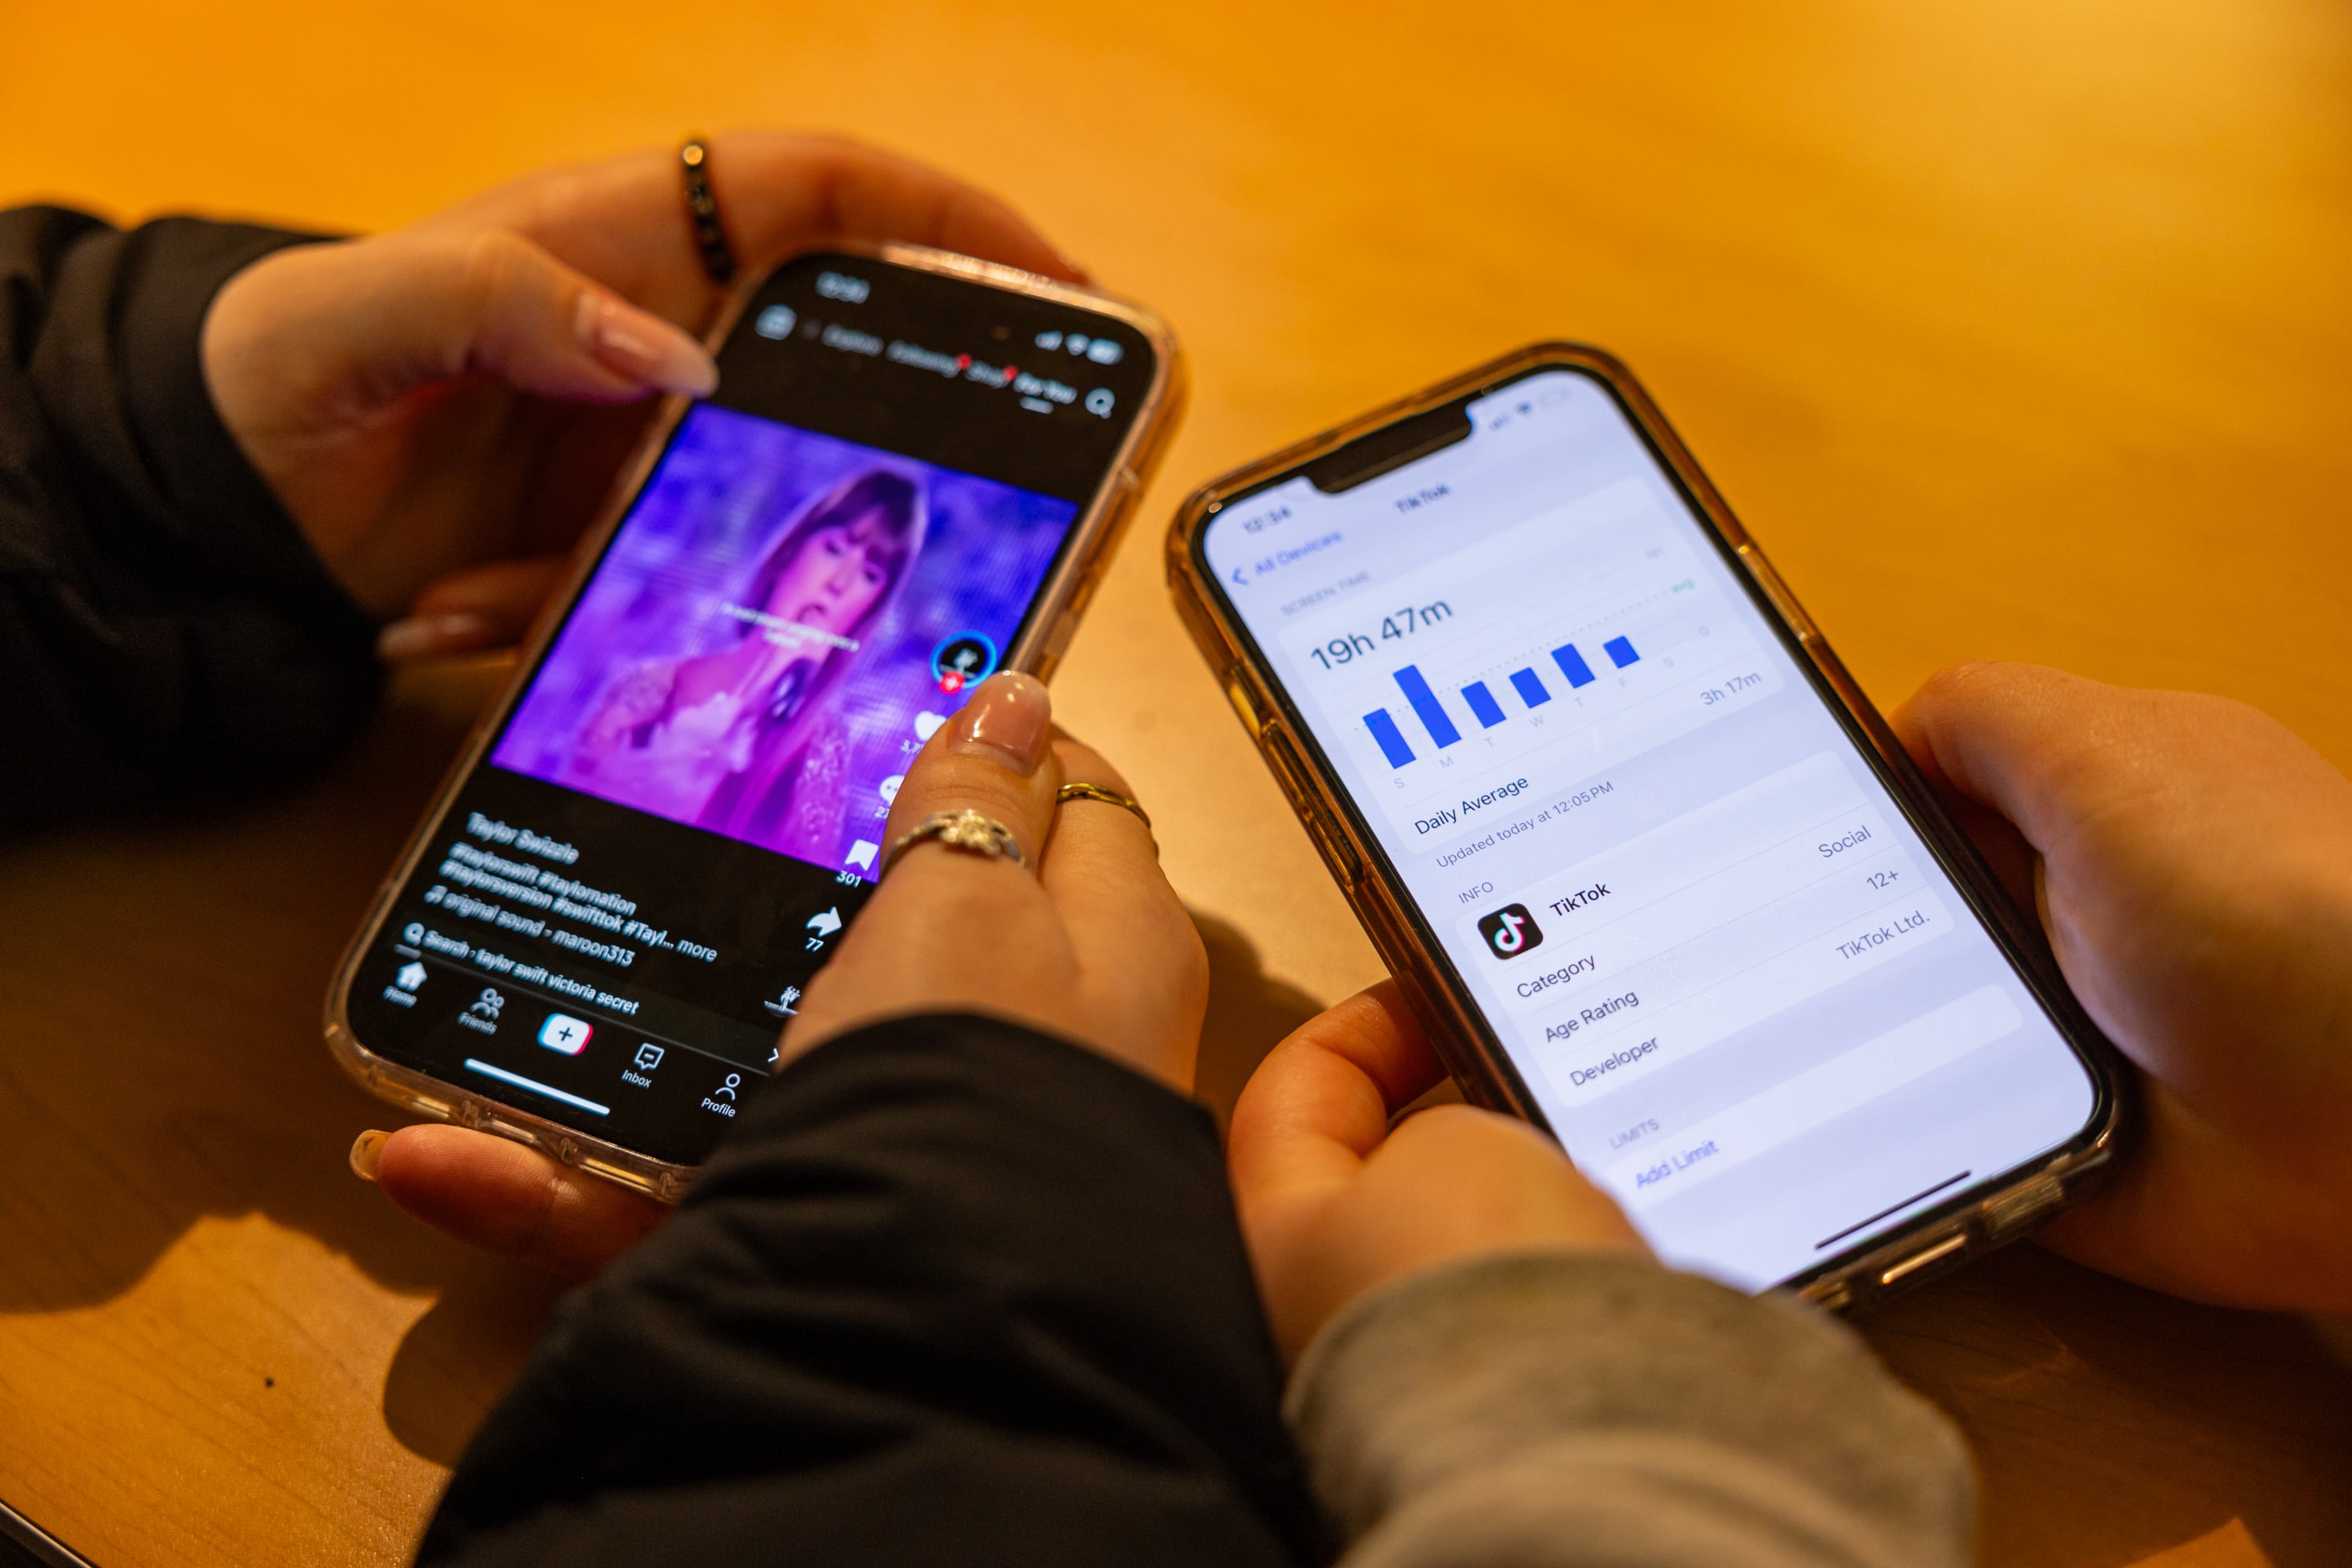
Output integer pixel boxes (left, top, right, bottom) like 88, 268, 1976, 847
1894, 662, 2352, 1316
300, 139, 1082, 1276
1227, 982, 1648, 1363
350, 1121, 667, 1282
355, 673, 1207, 1278
781, 671, 1207, 1084
203, 132, 1081, 652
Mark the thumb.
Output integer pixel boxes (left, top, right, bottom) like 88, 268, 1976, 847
1889, 661, 2084, 913
1227, 982, 1446, 1224
1890, 662, 2153, 854
209, 228, 717, 421
379, 555, 572, 663
368, 228, 718, 401
358, 1124, 664, 1282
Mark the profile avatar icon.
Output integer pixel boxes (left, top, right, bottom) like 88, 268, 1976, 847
931, 631, 1000, 694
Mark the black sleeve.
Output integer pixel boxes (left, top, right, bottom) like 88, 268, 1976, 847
419, 1014, 1328, 1568
0, 206, 379, 829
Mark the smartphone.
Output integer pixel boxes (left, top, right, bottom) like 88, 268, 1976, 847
1169, 343, 2122, 1307
328, 246, 1181, 1197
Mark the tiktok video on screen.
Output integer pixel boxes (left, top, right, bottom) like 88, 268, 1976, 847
495, 404, 1080, 882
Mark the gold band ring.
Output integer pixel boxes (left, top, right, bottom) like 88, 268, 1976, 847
882, 809, 1028, 879
1057, 782, 1156, 855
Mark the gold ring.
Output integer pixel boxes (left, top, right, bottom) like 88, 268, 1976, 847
882, 809, 1028, 879
1057, 782, 1156, 855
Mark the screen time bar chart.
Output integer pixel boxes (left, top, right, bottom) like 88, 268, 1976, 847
1363, 634, 1642, 767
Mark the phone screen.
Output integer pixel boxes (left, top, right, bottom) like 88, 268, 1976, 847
343, 254, 1157, 1167
1200, 365, 2103, 1290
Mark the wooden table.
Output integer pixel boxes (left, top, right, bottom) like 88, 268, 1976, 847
3, 2, 2349, 1563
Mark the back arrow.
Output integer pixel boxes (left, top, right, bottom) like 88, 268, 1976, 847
1230, 567, 1247, 588
806, 907, 844, 938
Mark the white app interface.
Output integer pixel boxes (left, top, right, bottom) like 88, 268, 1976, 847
1205, 371, 2097, 1288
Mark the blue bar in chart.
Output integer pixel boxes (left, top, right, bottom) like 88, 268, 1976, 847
1551, 642, 1596, 688
1508, 667, 1552, 707
1604, 635, 1641, 669
1393, 665, 1461, 748
1364, 708, 1417, 768
1460, 681, 1506, 729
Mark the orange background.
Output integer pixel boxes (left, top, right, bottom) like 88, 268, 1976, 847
2, 3, 2348, 1565
6, 0, 2351, 1002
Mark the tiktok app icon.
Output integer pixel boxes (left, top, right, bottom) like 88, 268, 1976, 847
1476, 903, 1544, 960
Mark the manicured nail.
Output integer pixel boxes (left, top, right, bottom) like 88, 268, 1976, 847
578, 293, 718, 397
350, 1130, 388, 1182
948, 671, 1052, 773
378, 612, 501, 663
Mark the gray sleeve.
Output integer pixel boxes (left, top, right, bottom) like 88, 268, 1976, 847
1285, 1252, 1973, 1568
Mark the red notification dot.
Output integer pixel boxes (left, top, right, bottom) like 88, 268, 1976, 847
938, 670, 967, 694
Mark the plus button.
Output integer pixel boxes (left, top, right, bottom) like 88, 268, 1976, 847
536, 1013, 594, 1055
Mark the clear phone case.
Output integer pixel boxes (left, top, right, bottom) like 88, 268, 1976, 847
1163, 342, 2124, 1310
325, 244, 1186, 1201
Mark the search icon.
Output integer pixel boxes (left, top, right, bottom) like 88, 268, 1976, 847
1084, 387, 1116, 418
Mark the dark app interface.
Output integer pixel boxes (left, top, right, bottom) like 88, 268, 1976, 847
347, 256, 1154, 1167
1202, 367, 2100, 1290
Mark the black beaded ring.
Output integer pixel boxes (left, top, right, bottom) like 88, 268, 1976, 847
679, 138, 738, 285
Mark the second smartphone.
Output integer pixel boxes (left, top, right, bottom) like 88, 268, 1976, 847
328, 247, 1180, 1197
1170, 344, 2121, 1308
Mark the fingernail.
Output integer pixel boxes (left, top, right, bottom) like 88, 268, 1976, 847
948, 671, 1052, 773
350, 1130, 388, 1182
378, 612, 501, 663
577, 293, 718, 397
